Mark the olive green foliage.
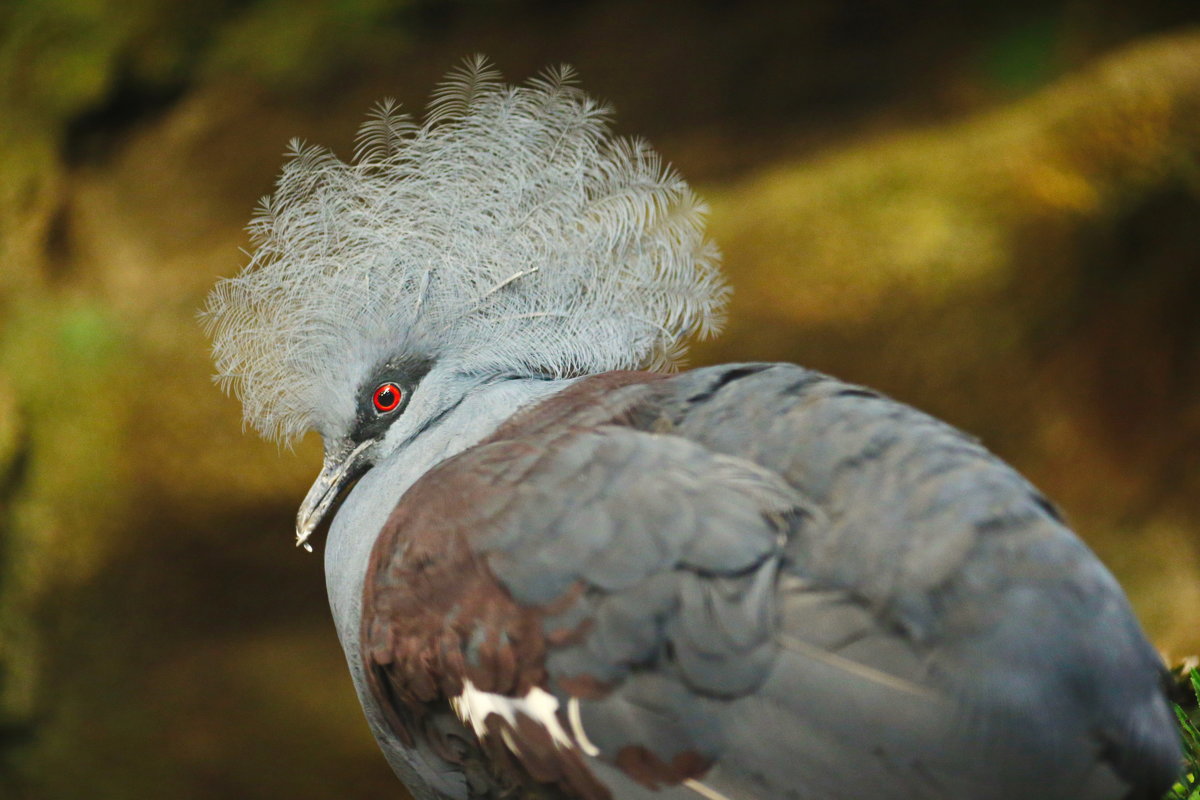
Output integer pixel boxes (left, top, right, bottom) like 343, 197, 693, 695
1168, 668, 1200, 800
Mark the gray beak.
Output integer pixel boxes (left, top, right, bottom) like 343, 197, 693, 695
295, 439, 374, 551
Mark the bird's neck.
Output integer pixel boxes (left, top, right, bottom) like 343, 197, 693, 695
323, 375, 578, 657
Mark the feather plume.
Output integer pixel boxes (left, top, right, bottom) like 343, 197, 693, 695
202, 57, 728, 444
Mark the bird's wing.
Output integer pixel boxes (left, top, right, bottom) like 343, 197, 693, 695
360, 365, 1179, 800
360, 371, 800, 799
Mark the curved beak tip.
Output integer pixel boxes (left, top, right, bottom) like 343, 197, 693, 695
294, 440, 374, 553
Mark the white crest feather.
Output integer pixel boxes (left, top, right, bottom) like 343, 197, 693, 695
202, 57, 728, 444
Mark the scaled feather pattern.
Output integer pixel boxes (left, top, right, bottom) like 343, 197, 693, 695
203, 57, 728, 444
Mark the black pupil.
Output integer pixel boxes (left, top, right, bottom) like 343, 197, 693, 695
377, 387, 396, 409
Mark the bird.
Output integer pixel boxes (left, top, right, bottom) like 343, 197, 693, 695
203, 57, 1182, 800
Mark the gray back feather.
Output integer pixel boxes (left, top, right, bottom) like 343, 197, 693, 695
202, 56, 727, 443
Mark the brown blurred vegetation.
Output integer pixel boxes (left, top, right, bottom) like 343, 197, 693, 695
1, 1, 1199, 797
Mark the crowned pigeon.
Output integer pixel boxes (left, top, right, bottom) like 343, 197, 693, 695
203, 58, 1182, 800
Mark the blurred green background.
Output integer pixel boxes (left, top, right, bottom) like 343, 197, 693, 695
2, 1, 1199, 797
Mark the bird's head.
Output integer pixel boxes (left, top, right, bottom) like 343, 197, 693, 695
202, 57, 728, 548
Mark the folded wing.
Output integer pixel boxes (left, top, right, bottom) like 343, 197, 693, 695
361, 364, 1180, 800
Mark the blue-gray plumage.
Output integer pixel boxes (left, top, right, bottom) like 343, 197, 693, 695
203, 59, 1182, 800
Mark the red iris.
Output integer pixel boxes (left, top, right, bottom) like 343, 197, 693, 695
372, 383, 402, 413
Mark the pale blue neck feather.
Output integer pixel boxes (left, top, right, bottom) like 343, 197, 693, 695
322, 375, 576, 798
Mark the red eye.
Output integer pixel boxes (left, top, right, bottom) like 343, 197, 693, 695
372, 383, 402, 413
